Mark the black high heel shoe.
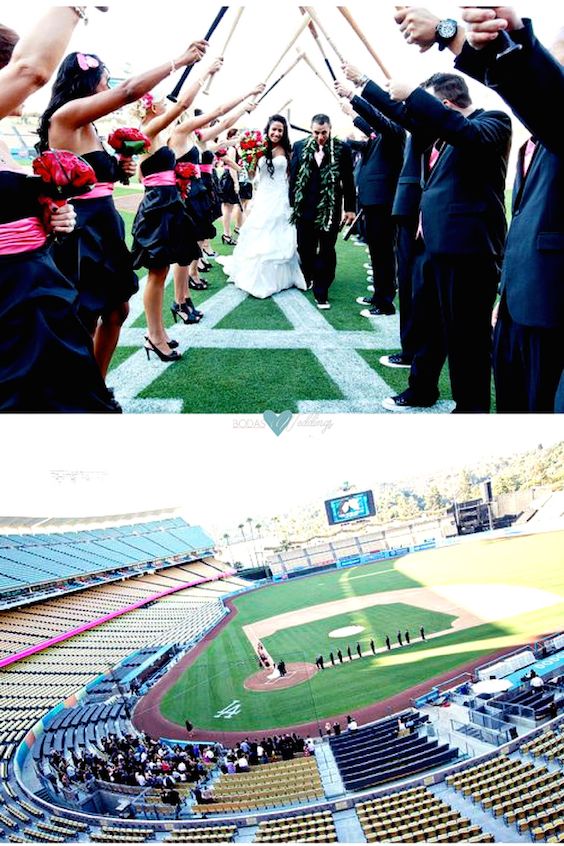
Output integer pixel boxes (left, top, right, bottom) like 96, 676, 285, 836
221, 234, 237, 246
197, 259, 212, 273
171, 302, 200, 324
184, 297, 203, 320
202, 248, 217, 258
188, 276, 208, 291
144, 335, 181, 362
166, 338, 179, 349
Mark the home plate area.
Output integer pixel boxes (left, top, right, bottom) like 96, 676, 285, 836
244, 662, 317, 691
107, 266, 455, 414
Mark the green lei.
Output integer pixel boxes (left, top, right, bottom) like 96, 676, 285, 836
290, 135, 344, 232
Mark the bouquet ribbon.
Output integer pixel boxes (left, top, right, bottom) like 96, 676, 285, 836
199, 164, 213, 175
0, 217, 47, 255
142, 171, 177, 188
71, 182, 114, 201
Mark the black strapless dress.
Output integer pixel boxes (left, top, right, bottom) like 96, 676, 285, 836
0, 170, 118, 413
131, 146, 200, 269
201, 150, 222, 222
53, 150, 138, 329
179, 146, 216, 241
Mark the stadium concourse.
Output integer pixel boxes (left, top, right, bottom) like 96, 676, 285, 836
0, 514, 563, 843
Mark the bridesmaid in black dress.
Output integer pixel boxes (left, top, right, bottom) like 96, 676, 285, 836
37, 39, 208, 384
168, 82, 265, 300
0, 8, 117, 412
131, 69, 221, 361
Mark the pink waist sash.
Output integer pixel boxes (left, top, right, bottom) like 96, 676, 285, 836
0, 216, 47, 255
73, 182, 114, 201
199, 164, 213, 174
142, 171, 177, 187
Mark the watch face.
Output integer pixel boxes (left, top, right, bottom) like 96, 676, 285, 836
438, 18, 458, 40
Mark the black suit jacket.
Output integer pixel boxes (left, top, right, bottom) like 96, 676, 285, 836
289, 137, 356, 227
401, 88, 512, 257
346, 96, 405, 208
361, 79, 434, 218
455, 20, 563, 329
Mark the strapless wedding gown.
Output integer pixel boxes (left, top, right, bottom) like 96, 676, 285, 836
217, 155, 306, 299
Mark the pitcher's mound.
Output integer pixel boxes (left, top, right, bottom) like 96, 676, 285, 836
244, 662, 317, 691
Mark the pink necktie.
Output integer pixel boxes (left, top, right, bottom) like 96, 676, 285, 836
523, 138, 536, 176
417, 145, 442, 240
429, 144, 441, 170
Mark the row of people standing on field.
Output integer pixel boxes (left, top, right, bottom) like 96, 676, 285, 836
315, 627, 426, 667
0, 8, 264, 409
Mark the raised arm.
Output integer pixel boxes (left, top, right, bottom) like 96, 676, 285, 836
0, 7, 84, 118
398, 85, 512, 153
52, 41, 208, 130
195, 84, 265, 143
143, 59, 223, 140
337, 81, 406, 140
456, 15, 564, 154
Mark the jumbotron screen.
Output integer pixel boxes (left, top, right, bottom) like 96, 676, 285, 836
324, 490, 376, 525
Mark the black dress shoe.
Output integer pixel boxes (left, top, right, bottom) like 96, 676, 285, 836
369, 305, 396, 316
382, 390, 438, 411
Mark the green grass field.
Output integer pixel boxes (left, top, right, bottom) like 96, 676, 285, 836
158, 530, 564, 731
113, 192, 500, 412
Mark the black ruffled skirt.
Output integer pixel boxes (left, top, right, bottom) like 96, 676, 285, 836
186, 179, 216, 241
132, 185, 201, 269
239, 182, 253, 201
54, 195, 138, 327
218, 171, 239, 206
0, 244, 117, 413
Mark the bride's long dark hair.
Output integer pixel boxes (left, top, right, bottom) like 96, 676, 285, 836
264, 114, 291, 178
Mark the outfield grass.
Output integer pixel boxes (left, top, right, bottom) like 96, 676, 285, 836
158, 531, 564, 731
261, 602, 456, 662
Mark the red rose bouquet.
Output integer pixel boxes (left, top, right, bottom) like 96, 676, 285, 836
107, 127, 151, 184
175, 161, 200, 200
238, 129, 267, 171
32, 149, 96, 231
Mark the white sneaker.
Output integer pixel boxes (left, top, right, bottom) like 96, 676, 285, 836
363, 262, 372, 270
367, 285, 375, 293
316, 302, 331, 310
359, 309, 375, 318
356, 297, 373, 306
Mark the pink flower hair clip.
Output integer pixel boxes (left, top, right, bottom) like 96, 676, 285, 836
77, 53, 100, 71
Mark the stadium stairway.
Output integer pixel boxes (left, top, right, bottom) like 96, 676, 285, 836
233, 824, 258, 842
427, 782, 530, 843
314, 742, 344, 799
333, 807, 366, 843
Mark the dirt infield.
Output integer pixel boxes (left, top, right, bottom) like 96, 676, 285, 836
244, 663, 317, 692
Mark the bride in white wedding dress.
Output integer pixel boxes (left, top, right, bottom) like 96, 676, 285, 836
216, 115, 307, 299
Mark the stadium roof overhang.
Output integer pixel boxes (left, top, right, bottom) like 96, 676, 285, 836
0, 507, 179, 533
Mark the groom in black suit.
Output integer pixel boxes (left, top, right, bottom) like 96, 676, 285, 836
290, 114, 356, 308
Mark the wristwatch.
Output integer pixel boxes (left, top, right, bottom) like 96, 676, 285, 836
435, 18, 458, 51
